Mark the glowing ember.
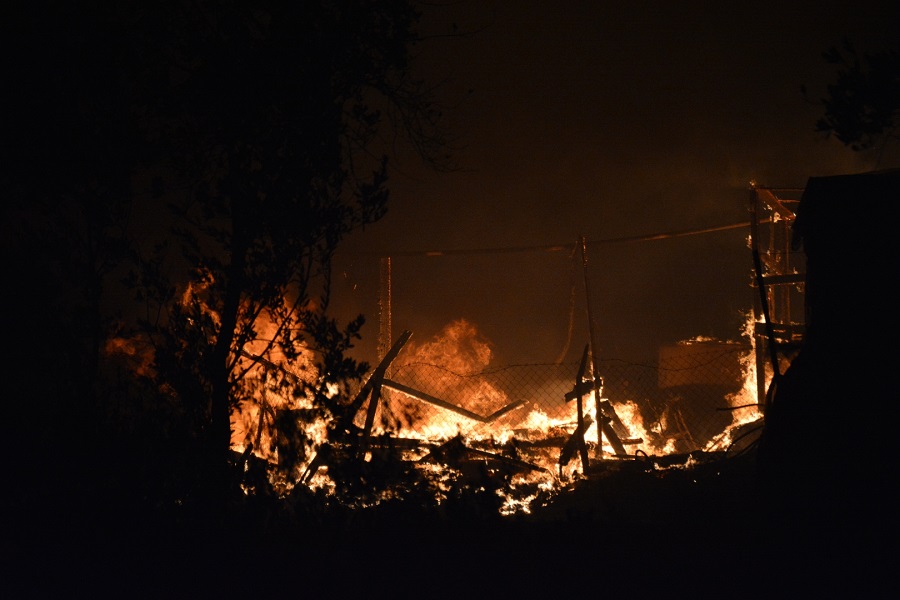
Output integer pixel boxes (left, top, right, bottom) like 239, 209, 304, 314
104, 285, 766, 515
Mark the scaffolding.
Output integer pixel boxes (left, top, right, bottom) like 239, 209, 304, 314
748, 183, 807, 410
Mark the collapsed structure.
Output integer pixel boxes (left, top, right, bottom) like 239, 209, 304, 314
748, 182, 806, 407
241, 169, 900, 519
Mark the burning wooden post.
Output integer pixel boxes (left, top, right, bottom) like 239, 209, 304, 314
560, 345, 631, 475
301, 331, 416, 483
747, 183, 806, 410
345, 330, 413, 454
560, 345, 594, 474
579, 234, 614, 460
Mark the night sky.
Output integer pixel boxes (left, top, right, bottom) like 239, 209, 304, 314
332, 1, 900, 367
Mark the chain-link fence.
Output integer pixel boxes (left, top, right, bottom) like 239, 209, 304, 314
335, 220, 768, 470
353, 338, 761, 468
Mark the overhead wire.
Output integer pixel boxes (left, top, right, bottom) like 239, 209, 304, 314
340, 220, 753, 258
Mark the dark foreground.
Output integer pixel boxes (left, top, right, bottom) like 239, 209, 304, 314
5, 449, 893, 598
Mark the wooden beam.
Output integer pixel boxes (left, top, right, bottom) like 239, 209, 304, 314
382, 378, 486, 422
559, 414, 594, 473
345, 330, 413, 425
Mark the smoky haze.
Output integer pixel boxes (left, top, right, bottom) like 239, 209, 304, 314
332, 0, 899, 368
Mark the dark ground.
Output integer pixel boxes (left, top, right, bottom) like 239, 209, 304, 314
5, 446, 893, 599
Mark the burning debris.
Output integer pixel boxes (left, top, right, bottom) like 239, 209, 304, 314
219, 315, 764, 517
103, 243, 765, 520
102, 269, 764, 523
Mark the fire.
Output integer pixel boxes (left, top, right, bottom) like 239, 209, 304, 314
230, 316, 321, 448
103, 281, 767, 515
385, 319, 510, 438
704, 311, 765, 452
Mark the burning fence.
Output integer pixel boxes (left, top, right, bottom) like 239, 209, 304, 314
105, 213, 775, 517
225, 316, 762, 516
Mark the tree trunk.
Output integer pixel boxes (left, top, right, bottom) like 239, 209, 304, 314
206, 231, 248, 509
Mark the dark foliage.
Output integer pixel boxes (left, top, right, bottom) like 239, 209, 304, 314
804, 39, 900, 161
3, 0, 452, 547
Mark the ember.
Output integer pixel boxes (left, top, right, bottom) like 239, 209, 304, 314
220, 313, 764, 515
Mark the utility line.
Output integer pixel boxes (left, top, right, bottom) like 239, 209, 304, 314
343, 220, 753, 258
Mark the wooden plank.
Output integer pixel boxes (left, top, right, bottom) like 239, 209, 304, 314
347, 330, 413, 418
600, 419, 627, 456
599, 400, 627, 431
381, 378, 526, 424
559, 345, 592, 471
484, 399, 527, 422
559, 415, 594, 469
577, 395, 590, 470
564, 379, 601, 402
382, 378, 487, 422
362, 380, 383, 443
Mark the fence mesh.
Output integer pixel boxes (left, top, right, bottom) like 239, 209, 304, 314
354, 339, 760, 463
334, 218, 769, 473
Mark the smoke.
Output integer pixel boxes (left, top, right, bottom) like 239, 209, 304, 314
334, 0, 898, 369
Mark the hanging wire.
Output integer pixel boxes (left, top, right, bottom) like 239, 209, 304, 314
553, 240, 580, 364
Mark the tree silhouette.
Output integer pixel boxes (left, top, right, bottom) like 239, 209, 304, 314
120, 0, 450, 510
3, 0, 451, 527
804, 39, 900, 165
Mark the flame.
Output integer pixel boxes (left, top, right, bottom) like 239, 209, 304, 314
104, 278, 768, 514
704, 311, 765, 451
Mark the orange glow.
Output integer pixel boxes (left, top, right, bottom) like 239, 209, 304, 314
104, 282, 765, 514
